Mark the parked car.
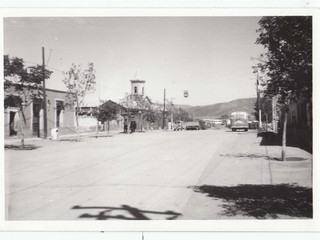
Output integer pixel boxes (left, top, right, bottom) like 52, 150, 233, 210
248, 120, 259, 129
173, 121, 184, 131
185, 121, 200, 130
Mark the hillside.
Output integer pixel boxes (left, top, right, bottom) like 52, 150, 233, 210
185, 98, 257, 119
174, 104, 193, 109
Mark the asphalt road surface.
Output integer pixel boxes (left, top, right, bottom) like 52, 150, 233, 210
5, 128, 312, 220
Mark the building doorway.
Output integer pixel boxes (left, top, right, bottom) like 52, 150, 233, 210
56, 100, 64, 128
32, 100, 42, 137
9, 111, 17, 136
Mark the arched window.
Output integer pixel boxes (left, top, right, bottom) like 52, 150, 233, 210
134, 86, 138, 94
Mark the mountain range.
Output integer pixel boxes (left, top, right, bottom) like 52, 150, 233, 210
177, 98, 257, 119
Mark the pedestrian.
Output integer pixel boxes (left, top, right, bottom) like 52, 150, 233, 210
124, 118, 128, 133
130, 121, 136, 133
133, 121, 137, 132
130, 120, 134, 133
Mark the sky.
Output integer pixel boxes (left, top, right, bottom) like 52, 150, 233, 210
4, 17, 265, 106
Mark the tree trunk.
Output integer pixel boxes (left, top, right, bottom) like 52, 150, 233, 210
140, 113, 143, 132
18, 110, 25, 149
107, 120, 110, 135
75, 111, 80, 141
281, 109, 288, 161
96, 116, 99, 138
128, 113, 131, 134
75, 99, 80, 141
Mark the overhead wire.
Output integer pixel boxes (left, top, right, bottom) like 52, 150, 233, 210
46, 49, 52, 66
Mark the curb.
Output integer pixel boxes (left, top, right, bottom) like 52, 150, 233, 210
4, 130, 122, 145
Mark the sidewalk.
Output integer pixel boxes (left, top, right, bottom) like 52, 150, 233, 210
182, 130, 312, 219
4, 128, 165, 145
4, 130, 122, 145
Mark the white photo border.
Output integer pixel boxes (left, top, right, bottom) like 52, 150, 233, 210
0, 7, 319, 232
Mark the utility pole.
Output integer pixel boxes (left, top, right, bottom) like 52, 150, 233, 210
162, 88, 166, 129
256, 71, 262, 129
42, 47, 48, 139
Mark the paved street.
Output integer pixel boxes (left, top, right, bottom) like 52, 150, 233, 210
5, 128, 312, 220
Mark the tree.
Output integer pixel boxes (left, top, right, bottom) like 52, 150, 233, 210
254, 96, 272, 123
62, 63, 96, 141
94, 100, 122, 133
4, 55, 52, 148
255, 16, 312, 161
172, 107, 192, 122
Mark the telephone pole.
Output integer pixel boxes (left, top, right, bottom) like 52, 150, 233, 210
170, 98, 174, 131
42, 47, 48, 139
162, 88, 166, 129
256, 71, 262, 129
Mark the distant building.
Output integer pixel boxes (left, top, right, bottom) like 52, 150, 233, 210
76, 106, 98, 132
203, 118, 223, 125
130, 68, 146, 96
131, 79, 146, 96
119, 72, 166, 131
76, 101, 126, 133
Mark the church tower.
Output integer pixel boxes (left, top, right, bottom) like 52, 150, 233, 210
130, 69, 145, 96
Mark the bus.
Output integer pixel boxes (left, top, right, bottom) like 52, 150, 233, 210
230, 112, 249, 132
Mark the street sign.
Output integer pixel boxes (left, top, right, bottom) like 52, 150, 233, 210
184, 90, 188, 98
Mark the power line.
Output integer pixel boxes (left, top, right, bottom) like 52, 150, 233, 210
23, 60, 64, 74
46, 49, 52, 66
46, 65, 64, 73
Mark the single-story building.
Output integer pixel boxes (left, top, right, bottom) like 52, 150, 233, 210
4, 87, 76, 139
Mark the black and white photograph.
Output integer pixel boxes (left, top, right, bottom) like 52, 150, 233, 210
1, 8, 318, 232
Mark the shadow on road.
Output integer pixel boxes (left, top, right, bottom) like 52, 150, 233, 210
225, 130, 256, 134
221, 153, 272, 160
58, 138, 81, 142
89, 135, 114, 138
190, 184, 312, 219
72, 204, 182, 220
220, 153, 308, 161
259, 130, 312, 154
4, 144, 41, 150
